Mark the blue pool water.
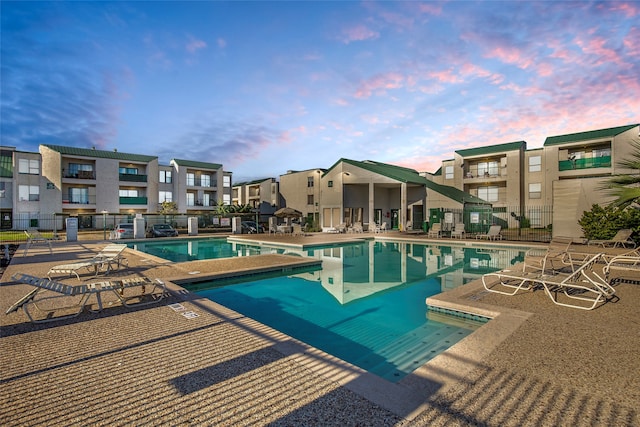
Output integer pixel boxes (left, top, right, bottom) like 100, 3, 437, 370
129, 238, 281, 262
177, 240, 527, 382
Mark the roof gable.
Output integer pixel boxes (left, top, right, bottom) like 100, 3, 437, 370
544, 124, 639, 146
171, 159, 222, 170
41, 144, 157, 162
455, 141, 526, 157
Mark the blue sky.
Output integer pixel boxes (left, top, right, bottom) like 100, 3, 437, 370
2, 1, 639, 182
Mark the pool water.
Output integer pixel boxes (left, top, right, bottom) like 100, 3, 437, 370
184, 240, 526, 382
129, 238, 281, 262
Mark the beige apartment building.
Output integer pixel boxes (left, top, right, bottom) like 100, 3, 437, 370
1, 145, 232, 230
1, 123, 637, 240
428, 124, 639, 238
232, 178, 280, 221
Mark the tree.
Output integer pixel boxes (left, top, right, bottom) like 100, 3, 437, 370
600, 137, 640, 209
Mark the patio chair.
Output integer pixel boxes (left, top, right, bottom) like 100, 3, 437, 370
7, 273, 166, 322
451, 223, 466, 239
587, 229, 636, 249
47, 243, 128, 280
524, 236, 590, 275
23, 228, 54, 255
292, 224, 303, 237
603, 248, 640, 279
374, 222, 387, 234
476, 225, 503, 240
483, 253, 615, 310
427, 223, 441, 238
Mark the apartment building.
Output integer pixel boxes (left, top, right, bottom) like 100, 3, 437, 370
0, 145, 232, 230
169, 159, 230, 213
428, 124, 639, 238
278, 169, 324, 225
232, 178, 280, 221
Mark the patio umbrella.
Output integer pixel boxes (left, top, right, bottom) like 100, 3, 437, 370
274, 207, 303, 218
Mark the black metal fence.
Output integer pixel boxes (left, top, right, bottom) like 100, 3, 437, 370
428, 205, 553, 242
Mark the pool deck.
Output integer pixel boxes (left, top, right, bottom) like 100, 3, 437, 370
1, 232, 638, 426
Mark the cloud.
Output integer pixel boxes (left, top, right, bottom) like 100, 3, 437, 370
353, 72, 404, 98
217, 38, 227, 49
185, 35, 207, 53
340, 24, 380, 44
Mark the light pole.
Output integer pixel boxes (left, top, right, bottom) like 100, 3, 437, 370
101, 210, 108, 240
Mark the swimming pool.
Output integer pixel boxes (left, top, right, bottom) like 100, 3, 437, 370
180, 240, 526, 382
129, 237, 282, 262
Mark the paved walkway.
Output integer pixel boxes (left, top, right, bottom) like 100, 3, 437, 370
0, 233, 638, 426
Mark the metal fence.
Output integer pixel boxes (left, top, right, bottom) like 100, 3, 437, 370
429, 205, 553, 242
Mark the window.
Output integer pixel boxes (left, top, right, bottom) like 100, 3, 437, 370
477, 186, 498, 202
203, 193, 210, 206
68, 163, 94, 177
223, 194, 231, 204
119, 167, 138, 175
223, 176, 231, 187
529, 183, 542, 199
119, 189, 139, 197
159, 170, 172, 183
18, 159, 39, 175
186, 173, 196, 186
0, 182, 5, 198
201, 174, 211, 187
445, 166, 454, 179
68, 187, 89, 204
18, 185, 39, 201
186, 193, 195, 206
478, 161, 499, 176
159, 191, 172, 202
593, 148, 611, 157
307, 195, 314, 205
307, 177, 314, 187
529, 156, 541, 172
328, 180, 333, 187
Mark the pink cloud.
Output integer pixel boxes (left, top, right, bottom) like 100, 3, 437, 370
575, 35, 623, 66
485, 45, 533, 70
341, 24, 380, 44
427, 69, 462, 84
354, 72, 404, 98
185, 36, 207, 53
604, 1, 640, 18
623, 27, 640, 57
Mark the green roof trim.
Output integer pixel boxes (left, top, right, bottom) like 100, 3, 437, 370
171, 158, 222, 170
544, 124, 639, 146
327, 158, 486, 205
42, 144, 157, 162
455, 141, 526, 157
233, 178, 275, 186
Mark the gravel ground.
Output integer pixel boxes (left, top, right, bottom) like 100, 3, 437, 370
1, 234, 638, 426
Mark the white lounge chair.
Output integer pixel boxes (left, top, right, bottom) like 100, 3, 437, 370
47, 243, 128, 280
427, 223, 441, 238
588, 229, 636, 248
476, 225, 503, 240
524, 236, 590, 275
603, 248, 640, 279
7, 273, 166, 322
483, 253, 615, 310
23, 228, 54, 255
374, 222, 387, 234
451, 223, 465, 239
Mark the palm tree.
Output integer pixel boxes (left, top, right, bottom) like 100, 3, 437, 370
601, 137, 640, 209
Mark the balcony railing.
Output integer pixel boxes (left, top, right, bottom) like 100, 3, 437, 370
119, 196, 148, 205
65, 171, 95, 179
119, 173, 148, 182
63, 195, 96, 204
558, 156, 611, 171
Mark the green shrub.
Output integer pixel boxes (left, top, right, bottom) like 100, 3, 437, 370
578, 204, 640, 241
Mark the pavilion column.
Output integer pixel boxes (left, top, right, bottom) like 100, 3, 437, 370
400, 182, 407, 231
368, 181, 375, 231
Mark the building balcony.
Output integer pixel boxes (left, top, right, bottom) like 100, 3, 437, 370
119, 173, 147, 182
64, 171, 96, 180
558, 156, 611, 171
62, 195, 96, 205
120, 196, 148, 205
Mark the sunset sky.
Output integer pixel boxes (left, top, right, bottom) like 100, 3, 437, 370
2, 1, 639, 181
